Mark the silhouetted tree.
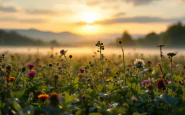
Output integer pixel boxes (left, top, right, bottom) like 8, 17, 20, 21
160, 22, 185, 47
49, 40, 60, 46
117, 31, 135, 46
135, 32, 160, 47
0, 30, 44, 46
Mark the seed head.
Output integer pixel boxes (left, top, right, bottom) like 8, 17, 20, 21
157, 44, 165, 47
82, 95, 86, 101
22, 67, 26, 72
79, 68, 85, 73
60, 49, 67, 55
49, 63, 52, 67
49, 92, 60, 106
53, 74, 59, 80
69, 55, 72, 59
167, 53, 176, 57
6, 65, 11, 72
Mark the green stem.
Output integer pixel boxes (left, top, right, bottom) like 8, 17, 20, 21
120, 45, 126, 86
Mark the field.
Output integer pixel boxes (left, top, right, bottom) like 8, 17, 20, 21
0, 41, 185, 115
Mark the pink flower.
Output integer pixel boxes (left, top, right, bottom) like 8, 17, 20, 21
142, 80, 150, 85
27, 64, 34, 70
78, 73, 84, 77
28, 71, 36, 78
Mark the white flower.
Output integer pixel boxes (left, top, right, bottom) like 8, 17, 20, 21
168, 81, 172, 84
134, 59, 145, 68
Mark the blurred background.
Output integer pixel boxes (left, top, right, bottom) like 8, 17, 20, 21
0, 0, 185, 55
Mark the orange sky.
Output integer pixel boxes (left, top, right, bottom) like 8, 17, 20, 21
0, 0, 185, 35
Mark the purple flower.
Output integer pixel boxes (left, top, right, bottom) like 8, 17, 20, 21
28, 71, 36, 78
27, 64, 34, 70
142, 80, 150, 85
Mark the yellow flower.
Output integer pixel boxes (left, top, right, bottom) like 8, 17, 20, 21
151, 70, 156, 75
8, 77, 16, 82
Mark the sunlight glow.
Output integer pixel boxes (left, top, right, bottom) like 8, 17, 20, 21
82, 12, 98, 24
76, 25, 101, 35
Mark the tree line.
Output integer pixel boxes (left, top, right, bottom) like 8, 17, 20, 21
0, 30, 61, 46
114, 22, 185, 48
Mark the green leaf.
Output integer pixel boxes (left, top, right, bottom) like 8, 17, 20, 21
88, 89, 97, 98
11, 100, 23, 115
97, 85, 103, 92
75, 110, 83, 115
89, 113, 102, 115
133, 112, 147, 115
12, 90, 25, 98
23, 106, 34, 115
160, 94, 179, 106
89, 107, 96, 112
64, 92, 78, 104
68, 105, 79, 111
74, 77, 79, 84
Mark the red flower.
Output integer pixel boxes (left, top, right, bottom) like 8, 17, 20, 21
158, 79, 165, 90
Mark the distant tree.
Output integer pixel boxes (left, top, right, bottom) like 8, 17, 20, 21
49, 40, 60, 46
160, 22, 185, 47
135, 32, 160, 47
113, 22, 185, 48
0, 30, 44, 46
117, 31, 135, 46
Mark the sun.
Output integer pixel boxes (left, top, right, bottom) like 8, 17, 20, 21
82, 12, 98, 24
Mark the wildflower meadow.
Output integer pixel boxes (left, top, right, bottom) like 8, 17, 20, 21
0, 41, 185, 115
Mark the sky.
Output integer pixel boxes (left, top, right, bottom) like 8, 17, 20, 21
0, 0, 185, 35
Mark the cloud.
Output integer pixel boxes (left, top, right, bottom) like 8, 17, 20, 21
75, 16, 185, 25
122, 0, 158, 6
114, 12, 125, 17
0, 1, 72, 15
0, 5, 20, 12
96, 16, 185, 24
25, 9, 74, 16
0, 17, 47, 23
85, 0, 160, 6
86, 1, 100, 6
0, 1, 21, 12
101, 5, 120, 10
26, 9, 59, 15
